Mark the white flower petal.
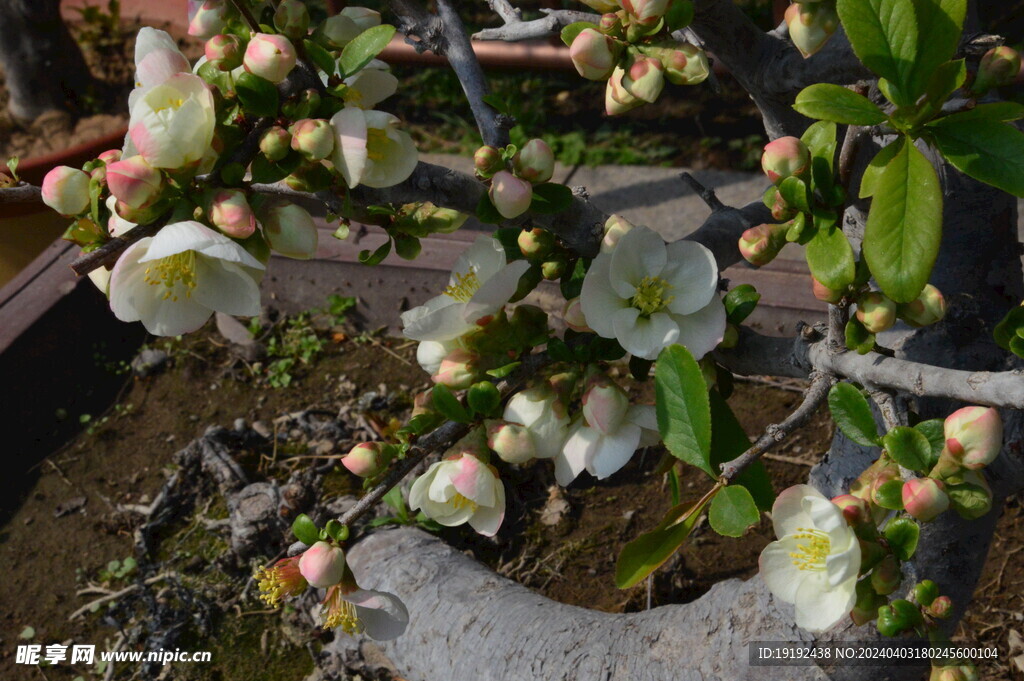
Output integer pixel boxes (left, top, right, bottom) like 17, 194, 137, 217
759, 536, 805, 604
330, 107, 368, 188
609, 226, 666, 298
662, 239, 719, 315
555, 422, 597, 485
463, 260, 530, 325
825, 539, 861, 588
468, 483, 505, 537
347, 589, 409, 641
454, 235, 507, 284
771, 484, 822, 539
579, 253, 627, 338
191, 259, 261, 317
669, 296, 726, 360
613, 308, 679, 360
401, 299, 472, 342
588, 422, 641, 479
793, 574, 857, 633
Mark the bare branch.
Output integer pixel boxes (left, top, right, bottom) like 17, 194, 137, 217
485, 0, 521, 25
473, 9, 599, 42
0, 183, 42, 203
69, 217, 168, 276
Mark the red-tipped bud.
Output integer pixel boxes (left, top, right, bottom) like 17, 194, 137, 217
260, 126, 292, 162
902, 478, 949, 522
205, 34, 243, 71
785, 1, 839, 58
244, 33, 297, 84
598, 12, 623, 36
433, 348, 479, 389
41, 165, 91, 216
342, 441, 395, 478
898, 284, 946, 327
855, 291, 897, 334
486, 420, 537, 464
97, 149, 122, 165
474, 145, 505, 179
541, 257, 567, 280
622, 56, 665, 103
832, 494, 871, 525
188, 0, 229, 40
622, 0, 670, 24
972, 46, 1022, 95
582, 373, 630, 436
641, 41, 710, 86
812, 276, 844, 304
411, 390, 435, 418
739, 222, 789, 267
517, 227, 554, 259
298, 541, 346, 588
605, 65, 643, 116
513, 139, 555, 184
761, 136, 811, 185
106, 156, 163, 210
489, 170, 533, 219
570, 28, 623, 81
944, 406, 1002, 470
274, 0, 310, 40
289, 118, 335, 161
209, 189, 256, 238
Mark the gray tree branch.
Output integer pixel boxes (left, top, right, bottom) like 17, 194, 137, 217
472, 9, 599, 42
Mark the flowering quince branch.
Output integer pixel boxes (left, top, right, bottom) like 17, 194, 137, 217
472, 9, 600, 42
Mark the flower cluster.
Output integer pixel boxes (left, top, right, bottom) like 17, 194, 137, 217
473, 139, 555, 219
569, 0, 710, 115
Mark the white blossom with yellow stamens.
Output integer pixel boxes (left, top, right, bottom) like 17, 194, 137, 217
408, 452, 506, 536
329, 107, 418, 189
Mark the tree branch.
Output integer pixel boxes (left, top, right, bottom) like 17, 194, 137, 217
473, 9, 599, 42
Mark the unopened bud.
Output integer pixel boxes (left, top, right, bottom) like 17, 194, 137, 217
541, 257, 567, 280
927, 595, 953, 619
209, 189, 256, 238
518, 227, 554, 259
738, 222, 788, 267
569, 28, 623, 81
832, 494, 871, 526
474, 145, 505, 179
598, 12, 623, 37
298, 541, 345, 588
972, 46, 1022, 95
785, 1, 839, 58
486, 420, 537, 464
260, 126, 292, 161
106, 156, 163, 210
282, 88, 321, 121
342, 441, 395, 478
513, 139, 555, 184
433, 348, 479, 389
902, 477, 949, 522
258, 199, 318, 259
274, 0, 310, 40
290, 119, 335, 161
582, 373, 630, 435
622, 56, 665, 103
898, 284, 946, 327
641, 41, 710, 86
812, 276, 844, 304
411, 390, 435, 418
563, 297, 591, 332
601, 214, 634, 253
205, 34, 243, 71
870, 554, 901, 596
605, 65, 643, 115
97, 149, 122, 165
489, 170, 533, 219
761, 136, 811, 185
855, 291, 897, 334
765, 186, 797, 221
944, 406, 1002, 470
622, 0, 670, 24
244, 33, 297, 84
41, 165, 91, 215
188, 0, 229, 40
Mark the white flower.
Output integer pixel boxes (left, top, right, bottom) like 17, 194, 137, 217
416, 339, 456, 376
758, 484, 861, 633
400, 236, 530, 342
409, 453, 505, 536
580, 225, 725, 360
330, 107, 418, 188
106, 196, 137, 238
128, 73, 216, 169
503, 387, 571, 460
110, 221, 264, 336
555, 405, 659, 485
129, 28, 190, 109
321, 584, 409, 640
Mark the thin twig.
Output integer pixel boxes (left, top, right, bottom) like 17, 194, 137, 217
473, 9, 598, 42
226, 0, 262, 32
719, 372, 834, 481
69, 217, 167, 276
486, 0, 521, 24
680, 172, 726, 212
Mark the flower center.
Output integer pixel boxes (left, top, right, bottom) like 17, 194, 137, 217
631, 275, 674, 317
366, 127, 389, 161
324, 598, 364, 634
450, 493, 479, 512
144, 250, 197, 302
788, 528, 830, 572
443, 269, 481, 303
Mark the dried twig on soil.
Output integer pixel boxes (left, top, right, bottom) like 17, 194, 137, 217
68, 572, 175, 620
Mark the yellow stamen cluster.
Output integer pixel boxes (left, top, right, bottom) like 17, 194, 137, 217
788, 528, 830, 572
450, 493, 479, 513
253, 557, 307, 607
631, 275, 674, 317
443, 269, 481, 303
144, 251, 197, 302
323, 589, 364, 634
366, 127, 388, 161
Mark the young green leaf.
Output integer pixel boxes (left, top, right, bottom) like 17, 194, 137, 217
863, 139, 942, 303
806, 223, 856, 291
467, 381, 501, 417
708, 485, 760, 537
904, 0, 966, 99
235, 71, 280, 117
431, 384, 471, 423
358, 239, 392, 266
339, 25, 397, 77
723, 284, 761, 325
828, 382, 880, 447
882, 426, 933, 473
794, 84, 888, 125
304, 38, 337, 77
884, 517, 920, 560
655, 345, 713, 477
291, 513, 320, 545
845, 319, 876, 354
836, 0, 918, 106
859, 137, 905, 199
927, 118, 1024, 197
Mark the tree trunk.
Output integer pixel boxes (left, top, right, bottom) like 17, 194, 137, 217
0, 0, 93, 122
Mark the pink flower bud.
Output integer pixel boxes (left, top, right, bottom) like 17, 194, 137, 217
850, 456, 899, 502
927, 595, 953, 619
902, 478, 949, 522
298, 541, 346, 588
106, 156, 163, 210
785, 1, 839, 58
489, 170, 533, 219
944, 406, 1002, 469
832, 494, 871, 525
274, 0, 310, 40
582, 375, 630, 435
897, 284, 946, 327
855, 291, 897, 334
641, 41, 710, 86
474, 145, 505, 179
260, 126, 292, 161
812, 276, 844, 304
486, 420, 537, 464
563, 297, 591, 332
209, 189, 256, 238
569, 28, 623, 81
433, 348, 479, 389
517, 227, 554, 259
870, 554, 901, 595
258, 199, 318, 259
41, 165, 91, 215
601, 214, 634, 252
513, 139, 555, 184
289, 118, 335, 161
622, 56, 665, 103
342, 441, 395, 478
205, 34, 243, 71
622, 0, 670, 24
761, 136, 811, 185
973, 46, 1022, 95
188, 0, 228, 40
244, 33, 297, 84
97, 149, 122, 165
738, 222, 788, 267
598, 13, 623, 36
605, 65, 643, 116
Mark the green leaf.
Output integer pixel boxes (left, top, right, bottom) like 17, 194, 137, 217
828, 382, 880, 447
913, 419, 945, 467
794, 84, 888, 125
708, 391, 774, 510
836, 0, 918, 105
927, 118, 1024, 197
6, 156, 19, 181
845, 319, 876, 354
560, 257, 588, 300
778, 176, 810, 214
801, 121, 838, 165
324, 519, 347, 541
863, 139, 942, 303
560, 21, 597, 47
339, 24, 396, 77
664, 0, 695, 32
859, 137, 905, 199
904, 0, 966, 99
882, 426, 933, 473
530, 183, 573, 215
291, 513, 319, 545
382, 486, 409, 520
874, 479, 905, 509
431, 384, 471, 423
723, 284, 760, 325
304, 38, 337, 76
615, 490, 718, 588
475, 193, 504, 225
655, 345, 713, 477
709, 485, 760, 537
485, 361, 521, 379
467, 381, 501, 417
922, 59, 966, 109
884, 517, 920, 560
933, 101, 1024, 123
235, 71, 279, 117
358, 239, 392, 266
806, 223, 856, 291
994, 306, 1024, 350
